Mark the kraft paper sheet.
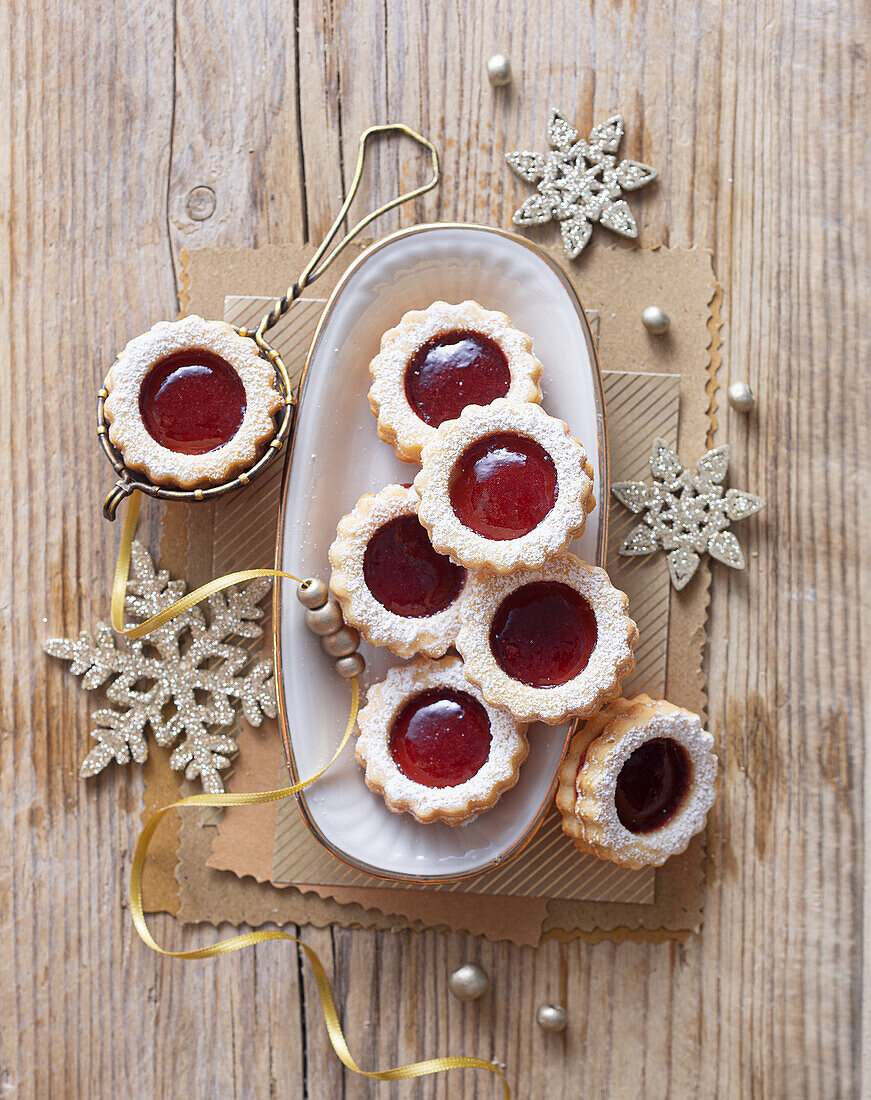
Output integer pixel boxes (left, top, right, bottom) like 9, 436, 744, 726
143, 240, 719, 944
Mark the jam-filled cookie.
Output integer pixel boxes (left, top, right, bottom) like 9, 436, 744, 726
356, 655, 529, 826
455, 551, 637, 725
556, 695, 718, 868
368, 300, 543, 463
329, 483, 468, 659
413, 399, 595, 573
104, 315, 284, 489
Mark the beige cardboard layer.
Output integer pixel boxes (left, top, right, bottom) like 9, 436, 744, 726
144, 241, 718, 943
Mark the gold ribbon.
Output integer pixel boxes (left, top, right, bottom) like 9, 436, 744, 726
117, 490, 511, 1096
111, 489, 304, 639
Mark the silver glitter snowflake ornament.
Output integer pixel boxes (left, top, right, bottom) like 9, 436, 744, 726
612, 439, 765, 590
44, 541, 277, 793
506, 108, 658, 258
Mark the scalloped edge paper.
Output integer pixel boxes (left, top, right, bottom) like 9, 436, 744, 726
147, 241, 720, 944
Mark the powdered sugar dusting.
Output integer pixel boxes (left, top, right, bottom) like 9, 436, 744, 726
104, 315, 284, 489
328, 483, 468, 659
558, 695, 718, 868
456, 551, 638, 724
368, 300, 543, 463
413, 399, 594, 573
355, 655, 529, 825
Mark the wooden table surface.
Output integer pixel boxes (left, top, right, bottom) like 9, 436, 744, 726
2, 2, 868, 1097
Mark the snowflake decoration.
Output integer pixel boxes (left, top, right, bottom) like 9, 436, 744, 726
612, 439, 765, 590
505, 108, 658, 258
44, 541, 276, 793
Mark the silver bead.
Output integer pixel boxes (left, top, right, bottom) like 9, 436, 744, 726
727, 380, 756, 412
448, 963, 489, 1002
305, 598, 344, 636
321, 627, 360, 658
642, 305, 670, 335
297, 578, 329, 609
335, 652, 365, 679
486, 54, 512, 86
536, 1004, 567, 1032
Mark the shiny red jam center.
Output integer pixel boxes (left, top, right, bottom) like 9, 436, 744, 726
449, 432, 558, 540
139, 349, 246, 455
363, 515, 466, 618
389, 688, 492, 788
404, 329, 511, 426
489, 581, 598, 688
615, 738, 690, 833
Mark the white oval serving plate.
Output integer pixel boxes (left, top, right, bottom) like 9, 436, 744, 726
274, 223, 608, 883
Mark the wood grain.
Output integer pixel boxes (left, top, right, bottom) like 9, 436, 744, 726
1, 1, 868, 1097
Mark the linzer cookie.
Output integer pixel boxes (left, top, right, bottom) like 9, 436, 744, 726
368, 300, 543, 463
413, 399, 595, 573
556, 695, 718, 868
104, 315, 283, 489
456, 551, 637, 725
355, 656, 529, 826
329, 483, 468, 659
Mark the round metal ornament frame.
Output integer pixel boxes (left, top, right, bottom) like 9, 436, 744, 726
96, 123, 440, 520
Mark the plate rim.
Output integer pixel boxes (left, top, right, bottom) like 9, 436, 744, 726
271, 221, 609, 884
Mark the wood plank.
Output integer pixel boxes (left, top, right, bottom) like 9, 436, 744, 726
1, 0, 867, 1096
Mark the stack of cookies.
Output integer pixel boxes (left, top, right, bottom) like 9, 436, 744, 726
328, 301, 716, 867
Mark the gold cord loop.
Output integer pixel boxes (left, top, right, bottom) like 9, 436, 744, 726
254, 123, 440, 345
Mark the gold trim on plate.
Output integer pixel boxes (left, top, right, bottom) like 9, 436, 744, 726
272, 222, 609, 884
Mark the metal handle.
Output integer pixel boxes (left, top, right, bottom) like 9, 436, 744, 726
103, 479, 135, 521
98, 124, 440, 520
251, 123, 440, 349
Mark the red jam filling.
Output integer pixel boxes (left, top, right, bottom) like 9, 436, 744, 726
389, 688, 492, 788
615, 738, 690, 833
449, 432, 558, 540
404, 329, 511, 426
489, 581, 597, 688
139, 349, 246, 455
363, 515, 466, 618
